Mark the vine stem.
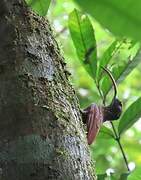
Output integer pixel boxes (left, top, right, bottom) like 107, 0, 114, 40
96, 84, 130, 172
110, 121, 130, 172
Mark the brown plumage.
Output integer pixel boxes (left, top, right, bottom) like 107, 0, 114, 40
83, 104, 103, 145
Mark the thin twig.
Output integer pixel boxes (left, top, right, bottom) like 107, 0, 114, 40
110, 121, 130, 172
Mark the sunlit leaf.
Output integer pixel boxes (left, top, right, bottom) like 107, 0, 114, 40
128, 166, 141, 180
118, 97, 141, 135
96, 39, 123, 80
101, 44, 141, 97
75, 0, 141, 41
26, 0, 51, 16
68, 9, 97, 78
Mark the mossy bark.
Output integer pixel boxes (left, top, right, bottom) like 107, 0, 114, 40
0, 0, 96, 179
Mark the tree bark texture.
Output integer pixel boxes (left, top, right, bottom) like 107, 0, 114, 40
0, 0, 96, 179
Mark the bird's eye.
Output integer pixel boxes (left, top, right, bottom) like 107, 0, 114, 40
119, 101, 122, 106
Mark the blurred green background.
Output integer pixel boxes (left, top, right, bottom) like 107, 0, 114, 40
48, 0, 141, 178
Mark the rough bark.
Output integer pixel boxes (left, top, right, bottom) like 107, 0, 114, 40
0, 0, 96, 179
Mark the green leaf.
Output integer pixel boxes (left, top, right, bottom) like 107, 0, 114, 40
97, 173, 107, 180
68, 9, 97, 78
110, 173, 117, 180
101, 44, 141, 97
75, 0, 141, 41
118, 97, 141, 135
128, 167, 141, 180
26, 0, 51, 16
98, 125, 114, 139
96, 39, 123, 80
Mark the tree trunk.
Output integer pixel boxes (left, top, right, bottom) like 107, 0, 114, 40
0, 0, 96, 179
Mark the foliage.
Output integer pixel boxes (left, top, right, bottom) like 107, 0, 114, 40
75, 0, 141, 41
68, 9, 97, 77
27, 0, 141, 179
118, 97, 141, 135
26, 0, 51, 16
128, 167, 141, 180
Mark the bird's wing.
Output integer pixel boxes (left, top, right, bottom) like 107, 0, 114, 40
86, 104, 103, 145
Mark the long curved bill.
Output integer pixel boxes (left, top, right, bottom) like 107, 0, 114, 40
101, 66, 117, 101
